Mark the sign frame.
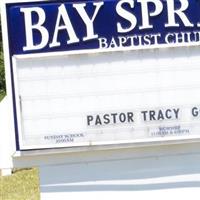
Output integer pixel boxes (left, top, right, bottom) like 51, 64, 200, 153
2, 0, 200, 156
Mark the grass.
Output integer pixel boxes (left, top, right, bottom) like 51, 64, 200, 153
0, 168, 40, 200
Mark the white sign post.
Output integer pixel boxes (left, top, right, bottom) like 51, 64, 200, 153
0, 97, 13, 176
2, 0, 200, 199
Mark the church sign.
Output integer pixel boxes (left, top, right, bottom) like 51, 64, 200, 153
2, 0, 200, 152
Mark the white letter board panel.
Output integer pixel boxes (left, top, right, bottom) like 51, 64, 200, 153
13, 48, 200, 150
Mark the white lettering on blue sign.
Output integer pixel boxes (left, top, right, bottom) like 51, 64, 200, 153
20, 2, 104, 51
6, 0, 200, 54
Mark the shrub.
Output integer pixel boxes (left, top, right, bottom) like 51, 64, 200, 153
0, 18, 6, 94
0, 53, 5, 93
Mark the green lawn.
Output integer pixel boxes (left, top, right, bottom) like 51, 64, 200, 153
0, 168, 40, 200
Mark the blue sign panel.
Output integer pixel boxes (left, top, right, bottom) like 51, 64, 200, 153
6, 0, 200, 55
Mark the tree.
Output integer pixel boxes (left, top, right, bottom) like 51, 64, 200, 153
0, 18, 6, 94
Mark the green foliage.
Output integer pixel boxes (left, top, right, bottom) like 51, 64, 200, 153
0, 18, 6, 97
0, 50, 5, 93
0, 18, 1, 42
0, 91, 5, 101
